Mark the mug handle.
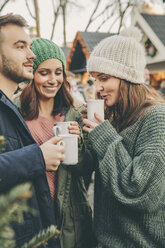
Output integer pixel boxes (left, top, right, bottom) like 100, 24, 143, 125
53, 126, 62, 136
57, 140, 65, 146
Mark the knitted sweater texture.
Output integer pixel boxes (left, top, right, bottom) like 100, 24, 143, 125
26, 114, 64, 200
88, 104, 165, 248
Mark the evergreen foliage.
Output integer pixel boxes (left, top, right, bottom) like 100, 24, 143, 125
0, 136, 60, 247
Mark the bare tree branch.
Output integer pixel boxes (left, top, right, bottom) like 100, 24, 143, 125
67, 0, 81, 8
50, 0, 61, 40
84, 0, 139, 33
33, 0, 40, 37
60, 0, 69, 46
85, 0, 101, 31
117, 0, 129, 31
118, 0, 137, 32
108, 14, 119, 32
25, 0, 35, 19
96, 6, 115, 32
0, 0, 10, 12
92, 3, 114, 23
96, 18, 109, 32
85, 0, 121, 31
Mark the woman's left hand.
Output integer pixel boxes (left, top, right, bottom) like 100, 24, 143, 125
68, 121, 81, 137
83, 113, 104, 133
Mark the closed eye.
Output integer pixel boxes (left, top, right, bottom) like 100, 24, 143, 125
56, 71, 63, 76
99, 76, 110, 81
39, 71, 48, 76
17, 45, 25, 49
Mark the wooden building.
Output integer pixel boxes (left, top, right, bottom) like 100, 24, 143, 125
66, 10, 165, 87
132, 9, 165, 88
66, 31, 114, 83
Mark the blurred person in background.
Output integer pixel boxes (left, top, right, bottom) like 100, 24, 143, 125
159, 80, 165, 96
66, 70, 85, 107
144, 68, 150, 85
84, 79, 96, 101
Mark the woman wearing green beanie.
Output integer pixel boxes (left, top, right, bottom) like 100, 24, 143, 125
19, 38, 96, 248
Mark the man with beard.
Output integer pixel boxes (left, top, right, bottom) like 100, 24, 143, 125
0, 13, 65, 247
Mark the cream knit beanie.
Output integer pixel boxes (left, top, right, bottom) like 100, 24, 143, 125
87, 26, 146, 84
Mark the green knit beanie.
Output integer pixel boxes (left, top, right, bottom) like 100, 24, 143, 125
32, 37, 66, 72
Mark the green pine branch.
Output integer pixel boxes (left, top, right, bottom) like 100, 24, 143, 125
0, 183, 35, 227
0, 183, 33, 248
21, 225, 60, 248
0, 137, 60, 248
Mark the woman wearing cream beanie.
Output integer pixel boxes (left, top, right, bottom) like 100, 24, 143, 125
82, 27, 165, 248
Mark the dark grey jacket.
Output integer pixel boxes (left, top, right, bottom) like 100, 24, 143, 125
0, 91, 96, 248
0, 90, 59, 247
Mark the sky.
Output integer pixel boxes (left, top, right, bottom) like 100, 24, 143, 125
2, 0, 164, 46
1, 0, 105, 46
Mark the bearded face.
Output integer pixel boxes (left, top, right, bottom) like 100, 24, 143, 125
0, 24, 35, 84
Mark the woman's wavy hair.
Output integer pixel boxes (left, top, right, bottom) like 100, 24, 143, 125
20, 70, 73, 120
97, 79, 165, 132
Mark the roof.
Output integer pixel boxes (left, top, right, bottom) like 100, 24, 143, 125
141, 13, 165, 46
67, 31, 114, 73
80, 31, 113, 52
61, 46, 71, 60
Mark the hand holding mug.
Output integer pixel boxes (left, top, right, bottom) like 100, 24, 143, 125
53, 121, 80, 138
87, 99, 104, 123
57, 134, 78, 165
83, 113, 104, 133
81, 103, 87, 120
40, 136, 65, 171
68, 121, 80, 137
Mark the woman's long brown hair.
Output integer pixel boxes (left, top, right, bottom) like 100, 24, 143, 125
101, 80, 165, 132
20, 70, 73, 120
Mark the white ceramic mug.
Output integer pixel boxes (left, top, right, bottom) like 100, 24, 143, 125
87, 99, 104, 123
57, 134, 78, 165
53, 122, 71, 136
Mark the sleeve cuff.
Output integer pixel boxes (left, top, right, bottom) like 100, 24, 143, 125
88, 120, 122, 158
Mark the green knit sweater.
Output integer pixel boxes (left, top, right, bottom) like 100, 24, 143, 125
88, 104, 165, 248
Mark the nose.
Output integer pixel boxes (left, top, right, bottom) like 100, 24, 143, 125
48, 80, 56, 84
48, 74, 58, 84
27, 48, 36, 61
95, 81, 103, 93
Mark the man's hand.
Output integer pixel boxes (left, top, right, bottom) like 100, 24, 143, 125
40, 136, 65, 171
83, 113, 104, 133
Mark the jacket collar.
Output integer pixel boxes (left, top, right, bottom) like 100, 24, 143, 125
0, 90, 33, 137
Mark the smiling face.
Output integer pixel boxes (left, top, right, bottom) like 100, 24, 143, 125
33, 58, 63, 100
91, 72, 120, 107
0, 24, 35, 83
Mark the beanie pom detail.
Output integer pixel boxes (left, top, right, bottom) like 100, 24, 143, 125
120, 26, 142, 42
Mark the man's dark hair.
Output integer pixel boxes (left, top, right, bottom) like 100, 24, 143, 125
0, 13, 27, 28
0, 13, 28, 44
